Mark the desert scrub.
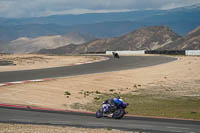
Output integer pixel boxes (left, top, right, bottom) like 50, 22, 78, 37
70, 103, 85, 110
94, 97, 100, 101
83, 91, 93, 97
84, 93, 200, 120
64, 91, 71, 98
80, 90, 102, 97
64, 91, 71, 95
109, 89, 115, 92
95, 91, 101, 94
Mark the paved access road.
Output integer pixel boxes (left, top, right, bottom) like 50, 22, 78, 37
0, 107, 200, 133
0, 56, 176, 83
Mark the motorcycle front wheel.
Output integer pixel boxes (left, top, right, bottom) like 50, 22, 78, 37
96, 109, 103, 118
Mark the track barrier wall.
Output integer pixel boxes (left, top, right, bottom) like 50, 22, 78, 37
106, 50, 200, 56
106, 51, 145, 55
185, 50, 200, 56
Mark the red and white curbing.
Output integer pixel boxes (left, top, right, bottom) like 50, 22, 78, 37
0, 57, 109, 87
0, 78, 53, 87
72, 57, 109, 66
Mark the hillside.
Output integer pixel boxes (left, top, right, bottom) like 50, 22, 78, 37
38, 26, 180, 54
160, 26, 200, 50
0, 32, 95, 53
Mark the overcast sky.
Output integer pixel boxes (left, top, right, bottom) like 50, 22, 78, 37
0, 0, 200, 18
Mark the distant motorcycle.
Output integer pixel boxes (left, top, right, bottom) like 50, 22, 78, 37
96, 102, 128, 119
112, 52, 120, 58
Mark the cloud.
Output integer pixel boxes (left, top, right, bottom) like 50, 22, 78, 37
160, 0, 200, 10
0, 0, 199, 18
43, 9, 136, 16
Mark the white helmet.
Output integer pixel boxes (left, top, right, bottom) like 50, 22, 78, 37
119, 99, 123, 102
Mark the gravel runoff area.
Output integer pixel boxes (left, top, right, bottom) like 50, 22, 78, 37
0, 123, 137, 133
0, 54, 102, 72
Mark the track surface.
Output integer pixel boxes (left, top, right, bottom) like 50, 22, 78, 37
0, 107, 200, 133
1, 55, 199, 132
0, 56, 176, 83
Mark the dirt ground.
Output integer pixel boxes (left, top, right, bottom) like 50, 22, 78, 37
0, 55, 200, 111
0, 54, 101, 72
0, 123, 134, 133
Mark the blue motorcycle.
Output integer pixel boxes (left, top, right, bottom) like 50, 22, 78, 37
96, 102, 128, 119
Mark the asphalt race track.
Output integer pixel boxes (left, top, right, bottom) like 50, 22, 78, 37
1, 55, 200, 132
0, 56, 176, 83
0, 107, 200, 133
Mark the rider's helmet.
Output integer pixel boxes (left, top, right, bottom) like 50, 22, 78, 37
119, 99, 123, 102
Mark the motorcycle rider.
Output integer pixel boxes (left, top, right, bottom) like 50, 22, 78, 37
113, 96, 124, 106
112, 52, 120, 58
102, 96, 124, 114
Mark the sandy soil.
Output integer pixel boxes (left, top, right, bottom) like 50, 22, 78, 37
0, 55, 200, 111
0, 123, 134, 133
0, 54, 101, 72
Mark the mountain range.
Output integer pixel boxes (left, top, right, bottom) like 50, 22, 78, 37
160, 26, 200, 50
37, 25, 200, 54
0, 32, 95, 53
0, 4, 200, 42
1, 25, 199, 54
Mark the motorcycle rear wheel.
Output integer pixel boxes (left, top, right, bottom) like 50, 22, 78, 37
112, 108, 125, 119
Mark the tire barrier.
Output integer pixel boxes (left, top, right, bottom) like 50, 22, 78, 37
145, 50, 185, 55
